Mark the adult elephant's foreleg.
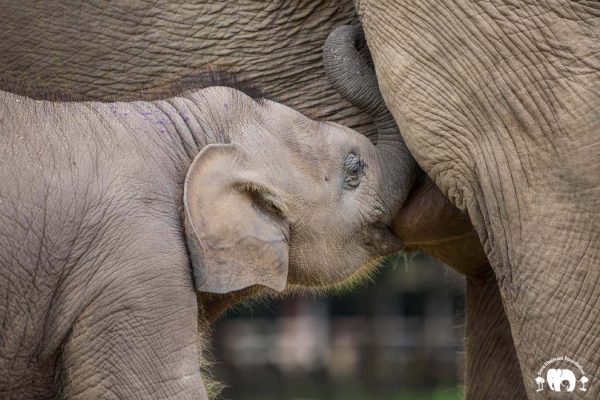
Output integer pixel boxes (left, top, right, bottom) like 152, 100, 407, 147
495, 217, 600, 399
465, 272, 525, 399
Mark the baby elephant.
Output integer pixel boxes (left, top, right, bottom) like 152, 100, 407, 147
0, 84, 412, 399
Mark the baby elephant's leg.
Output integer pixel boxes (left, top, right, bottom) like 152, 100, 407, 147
61, 237, 208, 399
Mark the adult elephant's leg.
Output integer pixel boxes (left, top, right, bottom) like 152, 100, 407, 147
496, 213, 599, 399
465, 271, 525, 399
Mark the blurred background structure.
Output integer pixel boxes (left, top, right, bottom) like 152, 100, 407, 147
210, 253, 466, 400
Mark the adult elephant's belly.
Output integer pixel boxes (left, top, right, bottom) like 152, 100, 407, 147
0, 0, 374, 137
393, 175, 487, 276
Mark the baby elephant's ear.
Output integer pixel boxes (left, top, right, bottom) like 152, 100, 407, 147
184, 144, 289, 294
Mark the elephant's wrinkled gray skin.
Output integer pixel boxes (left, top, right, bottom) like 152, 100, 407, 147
0, 0, 379, 137
0, 85, 407, 399
351, 1, 599, 399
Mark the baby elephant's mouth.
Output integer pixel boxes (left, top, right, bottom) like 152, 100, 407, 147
364, 222, 404, 256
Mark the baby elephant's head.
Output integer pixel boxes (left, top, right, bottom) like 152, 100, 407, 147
184, 87, 412, 294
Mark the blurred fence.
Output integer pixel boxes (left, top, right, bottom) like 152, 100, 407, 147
210, 253, 466, 400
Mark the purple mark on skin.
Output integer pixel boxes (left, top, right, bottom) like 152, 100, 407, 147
156, 120, 167, 130
224, 103, 229, 110
108, 104, 132, 117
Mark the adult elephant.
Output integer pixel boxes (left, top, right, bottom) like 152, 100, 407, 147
325, 1, 600, 399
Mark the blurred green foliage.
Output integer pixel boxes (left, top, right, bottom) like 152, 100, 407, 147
391, 388, 464, 400
238, 387, 463, 400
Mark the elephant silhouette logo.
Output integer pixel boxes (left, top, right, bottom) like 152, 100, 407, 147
547, 368, 576, 392
534, 357, 590, 393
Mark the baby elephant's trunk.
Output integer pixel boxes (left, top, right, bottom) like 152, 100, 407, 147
323, 25, 418, 217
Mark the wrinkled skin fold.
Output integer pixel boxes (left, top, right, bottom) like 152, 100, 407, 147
353, 1, 600, 399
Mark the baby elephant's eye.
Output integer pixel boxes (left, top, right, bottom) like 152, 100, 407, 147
343, 153, 364, 190
344, 174, 361, 188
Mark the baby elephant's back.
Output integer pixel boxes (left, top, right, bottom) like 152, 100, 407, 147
0, 91, 113, 277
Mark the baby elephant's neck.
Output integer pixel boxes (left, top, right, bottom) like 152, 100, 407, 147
150, 86, 261, 162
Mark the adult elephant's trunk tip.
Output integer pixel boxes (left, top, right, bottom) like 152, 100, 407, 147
324, 24, 419, 216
